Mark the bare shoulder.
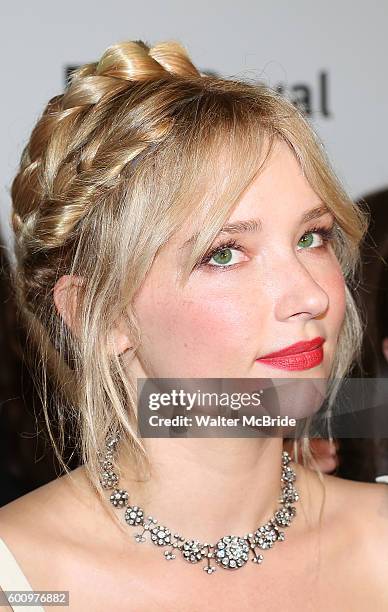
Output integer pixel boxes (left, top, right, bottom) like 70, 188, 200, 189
0, 466, 95, 536
0, 472, 180, 611
0, 468, 145, 610
322, 470, 388, 528
317, 469, 388, 601
0, 467, 115, 588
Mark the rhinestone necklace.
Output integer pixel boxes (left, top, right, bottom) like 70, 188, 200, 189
98, 433, 299, 574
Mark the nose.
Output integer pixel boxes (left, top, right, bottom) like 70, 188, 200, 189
272, 254, 329, 322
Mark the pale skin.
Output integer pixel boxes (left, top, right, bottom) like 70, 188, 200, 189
1, 139, 388, 611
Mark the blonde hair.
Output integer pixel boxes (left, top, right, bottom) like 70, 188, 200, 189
10, 39, 369, 521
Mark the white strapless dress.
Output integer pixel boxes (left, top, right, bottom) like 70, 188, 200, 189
0, 538, 44, 612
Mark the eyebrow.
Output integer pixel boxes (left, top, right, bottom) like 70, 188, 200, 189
181, 204, 332, 249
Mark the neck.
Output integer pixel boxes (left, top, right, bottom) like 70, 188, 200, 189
117, 437, 286, 544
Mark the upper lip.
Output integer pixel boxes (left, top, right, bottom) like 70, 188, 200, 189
257, 336, 325, 359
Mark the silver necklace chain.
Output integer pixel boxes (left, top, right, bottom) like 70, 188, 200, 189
98, 433, 299, 574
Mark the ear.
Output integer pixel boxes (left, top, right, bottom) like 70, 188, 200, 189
107, 313, 133, 356
53, 275, 132, 356
53, 274, 83, 337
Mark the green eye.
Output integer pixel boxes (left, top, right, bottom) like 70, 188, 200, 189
297, 225, 336, 252
198, 239, 245, 269
212, 248, 233, 265
298, 233, 315, 248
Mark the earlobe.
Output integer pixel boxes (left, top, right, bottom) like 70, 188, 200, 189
107, 313, 133, 356
107, 328, 133, 356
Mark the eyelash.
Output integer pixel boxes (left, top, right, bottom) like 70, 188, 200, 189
197, 224, 337, 270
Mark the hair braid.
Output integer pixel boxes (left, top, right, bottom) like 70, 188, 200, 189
11, 39, 202, 320
11, 40, 200, 250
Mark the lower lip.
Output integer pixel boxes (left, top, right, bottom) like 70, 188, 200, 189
256, 346, 324, 371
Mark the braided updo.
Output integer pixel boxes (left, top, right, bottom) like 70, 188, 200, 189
10, 39, 368, 509
11, 40, 200, 304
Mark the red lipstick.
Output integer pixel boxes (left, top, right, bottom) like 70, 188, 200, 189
256, 337, 325, 371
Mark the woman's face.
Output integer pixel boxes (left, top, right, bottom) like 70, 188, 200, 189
130, 139, 346, 380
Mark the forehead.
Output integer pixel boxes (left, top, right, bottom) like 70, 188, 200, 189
227, 139, 321, 225
174, 138, 322, 245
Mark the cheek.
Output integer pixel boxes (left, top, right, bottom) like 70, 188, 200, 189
324, 263, 347, 329
135, 285, 256, 377
178, 292, 252, 346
